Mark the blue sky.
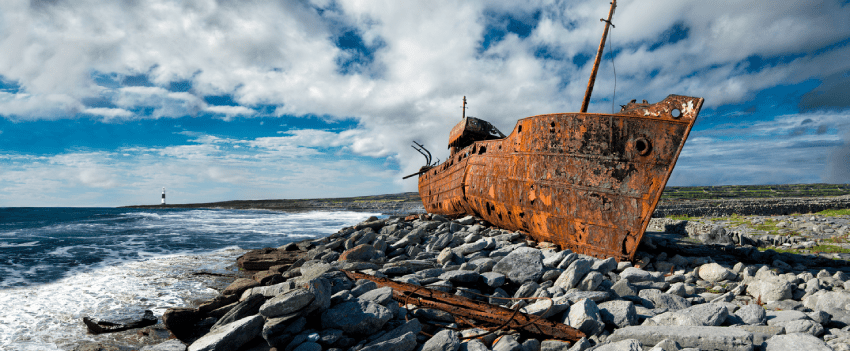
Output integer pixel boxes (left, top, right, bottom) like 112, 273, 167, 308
1, 0, 849, 207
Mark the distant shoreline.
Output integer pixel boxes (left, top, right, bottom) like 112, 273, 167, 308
124, 184, 850, 217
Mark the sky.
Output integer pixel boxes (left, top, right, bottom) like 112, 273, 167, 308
1, 0, 849, 207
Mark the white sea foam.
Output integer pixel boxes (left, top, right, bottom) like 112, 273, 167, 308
0, 248, 244, 351
0, 241, 39, 248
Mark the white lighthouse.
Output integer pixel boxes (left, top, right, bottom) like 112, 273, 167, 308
161, 187, 166, 205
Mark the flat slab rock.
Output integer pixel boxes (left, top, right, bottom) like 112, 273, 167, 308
607, 326, 754, 351
237, 247, 304, 271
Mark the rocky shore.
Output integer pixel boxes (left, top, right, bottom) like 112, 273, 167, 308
110, 210, 850, 351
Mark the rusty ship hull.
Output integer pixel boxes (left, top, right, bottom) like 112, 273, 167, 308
417, 95, 703, 261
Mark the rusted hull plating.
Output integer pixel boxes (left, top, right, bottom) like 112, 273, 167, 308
418, 95, 704, 261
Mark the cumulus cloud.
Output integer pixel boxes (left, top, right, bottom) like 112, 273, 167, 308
1, 0, 849, 196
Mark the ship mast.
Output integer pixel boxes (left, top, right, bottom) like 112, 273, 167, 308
580, 0, 617, 113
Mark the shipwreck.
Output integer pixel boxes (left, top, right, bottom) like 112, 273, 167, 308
406, 0, 704, 262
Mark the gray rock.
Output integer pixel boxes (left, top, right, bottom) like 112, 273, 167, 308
666, 282, 686, 297
321, 300, 392, 335
260, 289, 315, 318
591, 258, 617, 275
730, 325, 784, 348
577, 271, 603, 291
140, 340, 187, 351
481, 272, 506, 287
521, 298, 569, 318
540, 340, 571, 351
422, 330, 461, 351
611, 279, 637, 298
211, 293, 265, 330
804, 291, 850, 327
293, 342, 322, 351
643, 311, 703, 326
455, 241, 487, 255
764, 333, 833, 351
675, 303, 729, 326
806, 310, 831, 326
410, 308, 455, 323
361, 331, 418, 351
543, 251, 568, 268
492, 247, 545, 284
774, 319, 824, 336
261, 314, 304, 344
359, 286, 394, 306
365, 319, 422, 347
510, 279, 537, 299
188, 315, 264, 351
593, 339, 641, 351
746, 276, 793, 303
598, 300, 638, 328
461, 340, 489, 351
638, 289, 691, 311
493, 334, 523, 351
646, 339, 679, 351
734, 304, 766, 325
303, 278, 332, 314
440, 270, 481, 284
522, 339, 540, 351
766, 310, 808, 326
351, 281, 379, 297
566, 338, 590, 351
554, 259, 593, 290
565, 298, 604, 336
607, 326, 754, 351
619, 267, 654, 283
699, 263, 735, 282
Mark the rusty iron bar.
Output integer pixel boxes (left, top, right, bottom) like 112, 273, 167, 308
580, 0, 617, 113
341, 270, 585, 341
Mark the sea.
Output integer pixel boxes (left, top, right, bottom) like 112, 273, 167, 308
0, 207, 381, 350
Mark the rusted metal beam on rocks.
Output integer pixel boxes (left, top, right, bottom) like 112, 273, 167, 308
341, 270, 585, 341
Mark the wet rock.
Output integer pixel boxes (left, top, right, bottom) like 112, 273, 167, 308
492, 247, 545, 284
162, 307, 203, 339
188, 315, 264, 351
140, 340, 187, 351
237, 247, 303, 271
82, 309, 158, 334
221, 278, 260, 296
293, 341, 322, 351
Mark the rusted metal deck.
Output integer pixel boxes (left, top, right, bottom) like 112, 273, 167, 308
417, 95, 703, 261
